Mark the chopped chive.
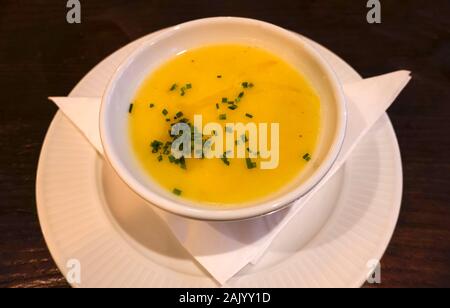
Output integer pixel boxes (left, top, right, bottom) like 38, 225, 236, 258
173, 188, 182, 196
222, 97, 228, 103
245, 113, 253, 118
248, 83, 254, 88
235, 92, 244, 103
168, 155, 176, 163
186, 83, 192, 89
242, 82, 249, 88
228, 104, 238, 110
216, 103, 220, 109
246, 158, 257, 169
162, 109, 168, 116
217, 75, 222, 79
170, 84, 177, 91
149, 103, 155, 108
180, 87, 186, 96
150, 140, 163, 153
128, 103, 134, 113
176, 111, 184, 118
219, 114, 227, 120
221, 152, 230, 166
221, 158, 230, 166
162, 142, 171, 155
303, 153, 312, 162
166, 118, 171, 122
157, 155, 163, 162
179, 156, 187, 169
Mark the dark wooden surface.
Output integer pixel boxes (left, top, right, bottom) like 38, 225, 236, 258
0, 0, 449, 288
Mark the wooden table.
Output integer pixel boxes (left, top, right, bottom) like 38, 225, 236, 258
0, 0, 449, 288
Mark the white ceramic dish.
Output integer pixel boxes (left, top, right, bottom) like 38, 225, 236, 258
36, 29, 402, 288
100, 17, 347, 221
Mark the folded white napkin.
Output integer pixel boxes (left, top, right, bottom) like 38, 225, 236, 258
49, 70, 411, 285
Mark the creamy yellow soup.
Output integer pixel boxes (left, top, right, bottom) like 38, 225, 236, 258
129, 44, 320, 205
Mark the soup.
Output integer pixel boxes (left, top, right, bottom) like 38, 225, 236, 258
128, 44, 321, 205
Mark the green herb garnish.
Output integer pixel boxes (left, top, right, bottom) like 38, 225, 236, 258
162, 142, 171, 155
150, 140, 163, 153
179, 156, 187, 169
242, 82, 249, 88
170, 84, 177, 91
217, 75, 222, 79
219, 114, 227, 120
222, 97, 228, 103
128, 103, 134, 113
149, 103, 155, 108
303, 153, 312, 162
168, 155, 176, 163
245, 113, 253, 118
162, 109, 168, 116
228, 104, 238, 110
246, 158, 257, 169
157, 155, 163, 162
173, 188, 182, 196
221, 152, 230, 166
176, 111, 184, 118
235, 92, 245, 103
179, 83, 192, 96
216, 103, 220, 109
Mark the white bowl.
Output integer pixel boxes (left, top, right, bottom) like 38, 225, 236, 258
100, 17, 347, 221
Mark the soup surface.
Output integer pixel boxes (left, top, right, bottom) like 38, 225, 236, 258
129, 44, 321, 205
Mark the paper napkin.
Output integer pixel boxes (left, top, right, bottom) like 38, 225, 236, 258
49, 70, 411, 285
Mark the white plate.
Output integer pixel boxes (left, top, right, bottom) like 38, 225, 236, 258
36, 29, 402, 288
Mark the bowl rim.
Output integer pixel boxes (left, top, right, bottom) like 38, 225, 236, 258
99, 16, 347, 221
